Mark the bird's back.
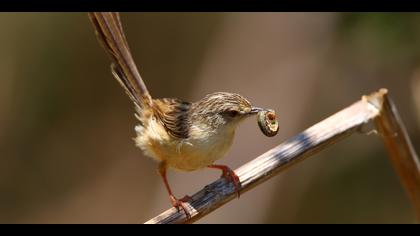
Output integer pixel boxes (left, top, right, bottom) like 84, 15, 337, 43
134, 98, 235, 171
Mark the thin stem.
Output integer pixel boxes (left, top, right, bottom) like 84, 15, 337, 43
372, 89, 420, 219
145, 89, 420, 224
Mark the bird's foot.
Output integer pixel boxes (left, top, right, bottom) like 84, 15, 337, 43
208, 164, 241, 198
221, 167, 241, 199
170, 195, 192, 219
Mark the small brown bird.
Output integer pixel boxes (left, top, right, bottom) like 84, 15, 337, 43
88, 12, 271, 217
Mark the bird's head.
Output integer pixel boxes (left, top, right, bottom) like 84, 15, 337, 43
191, 92, 264, 132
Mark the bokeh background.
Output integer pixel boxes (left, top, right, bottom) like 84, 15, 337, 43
0, 12, 419, 224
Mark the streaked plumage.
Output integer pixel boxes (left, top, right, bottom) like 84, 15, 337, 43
88, 12, 267, 217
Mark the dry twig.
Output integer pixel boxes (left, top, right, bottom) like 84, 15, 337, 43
145, 88, 420, 224
372, 89, 420, 219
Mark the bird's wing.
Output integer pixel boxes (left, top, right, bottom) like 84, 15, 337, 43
153, 98, 192, 139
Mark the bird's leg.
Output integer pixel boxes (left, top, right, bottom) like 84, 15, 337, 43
208, 164, 241, 198
158, 162, 191, 218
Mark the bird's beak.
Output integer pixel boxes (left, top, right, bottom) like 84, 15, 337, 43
250, 106, 265, 114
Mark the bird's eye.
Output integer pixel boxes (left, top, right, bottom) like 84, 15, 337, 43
227, 110, 239, 117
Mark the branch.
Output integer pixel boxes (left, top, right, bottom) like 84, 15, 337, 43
372, 89, 420, 219
145, 89, 420, 224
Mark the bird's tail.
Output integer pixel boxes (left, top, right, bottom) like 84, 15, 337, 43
88, 12, 153, 110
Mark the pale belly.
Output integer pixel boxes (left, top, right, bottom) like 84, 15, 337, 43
134, 121, 235, 172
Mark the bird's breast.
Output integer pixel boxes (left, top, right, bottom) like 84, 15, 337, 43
135, 119, 235, 172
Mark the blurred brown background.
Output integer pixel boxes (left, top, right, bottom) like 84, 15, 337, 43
0, 12, 419, 224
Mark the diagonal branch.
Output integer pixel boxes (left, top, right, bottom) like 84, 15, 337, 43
145, 89, 420, 224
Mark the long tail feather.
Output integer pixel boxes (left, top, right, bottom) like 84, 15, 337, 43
88, 12, 153, 109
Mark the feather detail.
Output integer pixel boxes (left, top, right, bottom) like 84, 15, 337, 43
88, 12, 153, 109
153, 98, 192, 139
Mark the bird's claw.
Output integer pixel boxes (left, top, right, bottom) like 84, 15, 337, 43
220, 167, 241, 199
170, 195, 192, 219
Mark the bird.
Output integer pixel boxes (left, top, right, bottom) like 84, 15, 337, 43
88, 12, 271, 218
